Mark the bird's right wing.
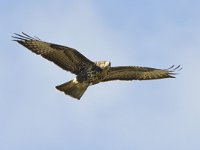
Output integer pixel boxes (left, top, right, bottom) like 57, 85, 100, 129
12, 33, 94, 75
102, 65, 181, 82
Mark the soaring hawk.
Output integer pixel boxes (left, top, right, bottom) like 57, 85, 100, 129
13, 33, 181, 100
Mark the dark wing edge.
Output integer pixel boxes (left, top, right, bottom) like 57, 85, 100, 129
102, 65, 182, 82
12, 32, 41, 41
12, 32, 94, 74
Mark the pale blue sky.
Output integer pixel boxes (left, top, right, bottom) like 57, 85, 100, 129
1, 0, 200, 150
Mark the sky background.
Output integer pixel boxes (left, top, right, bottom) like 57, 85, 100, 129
1, 0, 200, 150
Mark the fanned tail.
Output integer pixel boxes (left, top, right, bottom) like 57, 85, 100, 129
56, 80, 89, 100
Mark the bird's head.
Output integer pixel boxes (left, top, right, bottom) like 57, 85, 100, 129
95, 61, 111, 69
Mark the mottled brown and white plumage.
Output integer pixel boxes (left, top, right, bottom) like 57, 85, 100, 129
12, 33, 181, 100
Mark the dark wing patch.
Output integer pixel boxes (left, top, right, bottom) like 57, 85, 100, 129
102, 65, 181, 82
12, 33, 94, 74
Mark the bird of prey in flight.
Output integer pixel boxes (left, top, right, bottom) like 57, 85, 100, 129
12, 33, 181, 100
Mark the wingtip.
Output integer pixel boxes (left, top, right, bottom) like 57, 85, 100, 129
12, 32, 40, 41
169, 75, 176, 78
167, 65, 182, 71
167, 65, 182, 78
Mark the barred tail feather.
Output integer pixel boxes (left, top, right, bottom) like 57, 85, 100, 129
56, 80, 89, 100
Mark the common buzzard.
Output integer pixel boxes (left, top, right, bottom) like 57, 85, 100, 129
13, 33, 181, 100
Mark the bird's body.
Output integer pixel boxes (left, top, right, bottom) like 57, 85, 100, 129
13, 33, 181, 100
76, 63, 104, 84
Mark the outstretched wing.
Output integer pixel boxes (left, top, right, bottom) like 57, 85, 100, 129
12, 33, 94, 75
102, 65, 181, 82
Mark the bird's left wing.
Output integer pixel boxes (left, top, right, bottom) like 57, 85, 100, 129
12, 33, 94, 75
102, 65, 181, 82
